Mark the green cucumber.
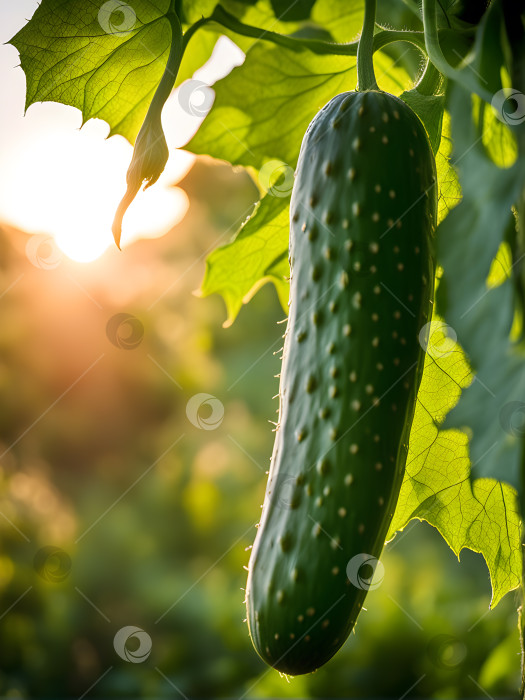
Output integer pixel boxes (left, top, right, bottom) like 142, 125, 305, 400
245, 89, 437, 675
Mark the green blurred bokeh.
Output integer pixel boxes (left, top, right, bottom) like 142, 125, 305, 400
0, 158, 519, 699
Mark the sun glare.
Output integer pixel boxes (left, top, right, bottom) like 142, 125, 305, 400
0, 22, 245, 265
0, 114, 192, 263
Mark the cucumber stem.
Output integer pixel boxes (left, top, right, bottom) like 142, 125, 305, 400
416, 60, 444, 96
149, 9, 183, 113
112, 7, 183, 247
421, 0, 491, 102
183, 6, 473, 61
421, 0, 454, 78
357, 0, 379, 91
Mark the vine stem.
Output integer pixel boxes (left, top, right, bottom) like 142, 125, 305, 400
421, 0, 455, 78
112, 4, 183, 246
357, 0, 379, 91
149, 8, 183, 113
182, 4, 472, 67
416, 60, 444, 97
185, 5, 439, 58
421, 0, 491, 103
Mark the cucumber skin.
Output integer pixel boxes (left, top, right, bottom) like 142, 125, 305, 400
246, 90, 437, 676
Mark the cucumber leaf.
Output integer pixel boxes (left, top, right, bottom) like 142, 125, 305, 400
269, 0, 317, 22
197, 191, 290, 326
436, 86, 525, 490
310, 0, 363, 42
176, 29, 221, 88
181, 0, 218, 23
388, 311, 522, 608
10, 0, 301, 146
390, 85, 525, 608
191, 46, 413, 324
400, 90, 445, 155
186, 46, 411, 170
10, 0, 176, 144
435, 111, 462, 224
197, 68, 457, 326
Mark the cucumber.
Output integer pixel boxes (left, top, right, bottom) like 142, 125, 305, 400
245, 89, 437, 675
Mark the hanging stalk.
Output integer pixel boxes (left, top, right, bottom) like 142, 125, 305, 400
357, 0, 379, 91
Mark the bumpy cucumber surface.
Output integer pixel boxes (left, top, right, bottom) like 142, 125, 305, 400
246, 90, 437, 675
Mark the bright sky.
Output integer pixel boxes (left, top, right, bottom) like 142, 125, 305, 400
0, 3, 243, 262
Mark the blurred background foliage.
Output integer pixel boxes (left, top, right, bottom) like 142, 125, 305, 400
0, 156, 520, 699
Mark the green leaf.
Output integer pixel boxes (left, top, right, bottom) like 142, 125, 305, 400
212, 0, 309, 48
400, 90, 445, 155
473, 96, 518, 170
198, 191, 290, 326
474, 0, 507, 95
186, 44, 411, 170
269, 0, 317, 22
436, 86, 525, 490
181, 0, 217, 23
435, 111, 461, 224
180, 1, 309, 86
311, 0, 363, 42
177, 29, 220, 86
388, 311, 522, 608
182, 0, 293, 26
195, 48, 457, 327
10, 0, 177, 144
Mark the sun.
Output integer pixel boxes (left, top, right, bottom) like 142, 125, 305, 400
0, 23, 247, 264
0, 114, 191, 263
